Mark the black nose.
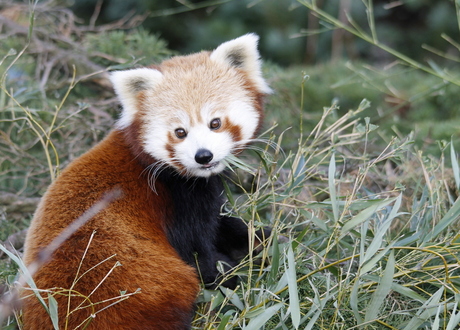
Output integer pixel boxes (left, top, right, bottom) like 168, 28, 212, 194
195, 149, 213, 164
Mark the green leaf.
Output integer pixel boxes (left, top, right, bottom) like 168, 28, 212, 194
432, 305, 442, 330
364, 251, 395, 323
269, 229, 280, 282
273, 271, 289, 293
292, 226, 309, 250
402, 287, 444, 330
451, 138, 460, 190
286, 245, 300, 329
360, 243, 393, 275
48, 294, 59, 330
361, 194, 402, 266
221, 287, 244, 311
242, 303, 283, 330
304, 310, 322, 330
422, 196, 460, 244
446, 303, 460, 330
350, 279, 363, 325
328, 153, 339, 223
0, 244, 49, 314
216, 314, 231, 330
340, 197, 396, 236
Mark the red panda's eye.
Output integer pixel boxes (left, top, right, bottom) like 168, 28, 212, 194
175, 128, 187, 139
210, 118, 221, 130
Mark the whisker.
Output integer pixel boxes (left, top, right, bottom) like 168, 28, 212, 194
141, 160, 169, 194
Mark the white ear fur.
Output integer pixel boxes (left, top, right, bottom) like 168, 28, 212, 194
210, 33, 272, 94
110, 68, 163, 128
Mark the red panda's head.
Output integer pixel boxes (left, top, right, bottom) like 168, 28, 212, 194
110, 33, 271, 178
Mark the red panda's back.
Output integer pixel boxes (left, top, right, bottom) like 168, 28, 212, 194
22, 130, 199, 329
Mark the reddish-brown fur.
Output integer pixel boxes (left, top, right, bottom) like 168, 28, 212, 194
22, 34, 270, 329
22, 130, 199, 329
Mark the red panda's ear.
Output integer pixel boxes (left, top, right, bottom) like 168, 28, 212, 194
210, 33, 272, 94
110, 68, 163, 128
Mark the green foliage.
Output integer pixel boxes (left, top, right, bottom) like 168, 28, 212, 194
194, 103, 460, 329
266, 61, 460, 152
83, 28, 173, 67
0, 2, 172, 195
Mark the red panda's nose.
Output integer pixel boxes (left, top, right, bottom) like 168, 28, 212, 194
195, 149, 214, 164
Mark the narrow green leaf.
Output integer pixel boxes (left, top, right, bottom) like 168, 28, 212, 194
422, 196, 460, 244
286, 245, 300, 329
299, 209, 329, 232
273, 271, 288, 293
0, 244, 49, 313
363, 275, 426, 302
242, 303, 283, 330
364, 251, 395, 323
362, 194, 402, 266
48, 294, 59, 330
451, 138, 460, 190
446, 304, 460, 330
244, 306, 267, 319
390, 282, 425, 303
350, 279, 363, 325
340, 197, 395, 236
304, 310, 322, 330
292, 226, 309, 250
221, 287, 244, 311
216, 314, 231, 330
432, 305, 442, 330
208, 291, 225, 311
270, 229, 280, 282
328, 153, 339, 223
360, 243, 393, 275
402, 287, 444, 330
221, 178, 235, 205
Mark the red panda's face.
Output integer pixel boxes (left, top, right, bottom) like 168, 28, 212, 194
110, 34, 271, 178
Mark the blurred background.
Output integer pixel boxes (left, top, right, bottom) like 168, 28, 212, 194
71, 0, 459, 66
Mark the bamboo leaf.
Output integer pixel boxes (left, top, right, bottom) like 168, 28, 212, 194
286, 245, 300, 329
422, 196, 460, 244
242, 303, 283, 330
390, 282, 426, 303
48, 294, 59, 330
446, 303, 460, 330
360, 243, 393, 275
216, 314, 231, 330
269, 229, 280, 283
402, 287, 444, 330
304, 310, 322, 330
364, 251, 395, 323
340, 197, 396, 236
272, 271, 287, 294
0, 244, 49, 313
221, 287, 244, 311
361, 194, 402, 266
328, 153, 339, 223
432, 305, 442, 330
451, 138, 460, 190
350, 279, 363, 325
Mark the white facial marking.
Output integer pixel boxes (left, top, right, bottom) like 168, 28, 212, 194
227, 100, 260, 142
210, 33, 272, 94
111, 34, 270, 178
110, 68, 163, 129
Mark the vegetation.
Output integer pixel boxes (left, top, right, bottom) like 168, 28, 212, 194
1, 0, 460, 329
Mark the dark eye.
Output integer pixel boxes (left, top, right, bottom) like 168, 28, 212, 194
210, 118, 221, 130
175, 128, 187, 139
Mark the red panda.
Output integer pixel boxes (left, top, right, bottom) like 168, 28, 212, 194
22, 33, 271, 329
